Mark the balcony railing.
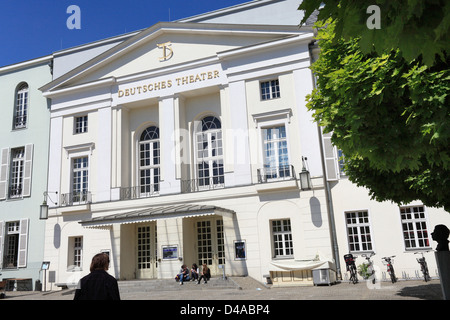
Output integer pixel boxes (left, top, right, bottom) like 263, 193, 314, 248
119, 185, 159, 201
58, 166, 300, 206
257, 165, 296, 183
181, 177, 225, 193
8, 187, 22, 199
60, 191, 92, 207
14, 115, 27, 129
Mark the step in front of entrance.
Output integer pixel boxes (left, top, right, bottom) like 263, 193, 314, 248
118, 278, 238, 293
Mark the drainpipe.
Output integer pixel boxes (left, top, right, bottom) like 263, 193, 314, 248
308, 40, 342, 280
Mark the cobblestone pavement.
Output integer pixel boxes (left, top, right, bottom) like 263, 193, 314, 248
2, 277, 444, 301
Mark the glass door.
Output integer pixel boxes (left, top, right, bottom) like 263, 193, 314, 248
136, 223, 157, 279
196, 218, 225, 276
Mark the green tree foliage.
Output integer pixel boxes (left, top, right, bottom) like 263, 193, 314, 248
306, 21, 450, 211
299, 0, 450, 66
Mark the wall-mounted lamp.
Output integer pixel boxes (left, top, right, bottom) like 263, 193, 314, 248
40, 192, 58, 220
299, 156, 312, 191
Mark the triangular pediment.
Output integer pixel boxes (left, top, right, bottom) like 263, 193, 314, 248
42, 22, 307, 93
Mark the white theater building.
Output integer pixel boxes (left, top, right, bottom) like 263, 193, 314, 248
39, 0, 449, 289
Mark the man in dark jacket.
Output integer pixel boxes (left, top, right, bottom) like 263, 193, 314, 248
74, 253, 120, 300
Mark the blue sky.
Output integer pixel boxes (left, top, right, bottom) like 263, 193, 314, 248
0, 0, 251, 67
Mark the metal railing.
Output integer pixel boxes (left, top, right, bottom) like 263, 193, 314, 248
8, 187, 22, 199
181, 177, 225, 193
14, 115, 27, 129
119, 185, 159, 200
60, 191, 92, 207
257, 165, 296, 183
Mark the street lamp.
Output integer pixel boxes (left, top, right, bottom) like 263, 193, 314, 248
299, 157, 311, 191
40, 192, 57, 220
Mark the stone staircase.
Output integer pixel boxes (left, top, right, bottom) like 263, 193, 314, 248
118, 277, 239, 293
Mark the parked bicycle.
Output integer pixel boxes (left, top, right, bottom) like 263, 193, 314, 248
361, 252, 376, 284
382, 256, 397, 283
415, 251, 431, 282
344, 254, 358, 284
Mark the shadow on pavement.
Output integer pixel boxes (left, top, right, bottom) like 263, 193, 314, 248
396, 283, 443, 300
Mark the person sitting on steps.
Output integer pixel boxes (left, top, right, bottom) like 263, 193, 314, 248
197, 264, 210, 284
178, 264, 190, 285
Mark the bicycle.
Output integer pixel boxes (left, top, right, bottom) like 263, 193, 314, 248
361, 252, 376, 284
415, 251, 431, 282
344, 254, 358, 284
382, 256, 397, 283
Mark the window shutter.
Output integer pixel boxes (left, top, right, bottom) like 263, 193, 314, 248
18, 218, 29, 268
22, 144, 34, 197
0, 221, 4, 268
322, 131, 339, 181
0, 148, 10, 200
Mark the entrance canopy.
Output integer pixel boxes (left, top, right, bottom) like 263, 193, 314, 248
79, 204, 235, 229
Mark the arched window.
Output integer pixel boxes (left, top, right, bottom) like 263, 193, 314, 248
139, 126, 160, 196
14, 83, 29, 129
196, 116, 224, 189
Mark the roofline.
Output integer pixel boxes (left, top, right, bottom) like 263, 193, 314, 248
0, 54, 53, 74
40, 21, 307, 94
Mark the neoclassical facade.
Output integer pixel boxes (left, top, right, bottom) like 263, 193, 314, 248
31, 0, 450, 289
39, 1, 335, 287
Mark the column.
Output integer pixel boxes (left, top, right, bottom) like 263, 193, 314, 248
226, 80, 252, 187
159, 96, 181, 195
47, 116, 63, 207
293, 68, 324, 177
96, 106, 112, 202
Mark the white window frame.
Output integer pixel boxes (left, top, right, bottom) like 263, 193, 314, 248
138, 126, 160, 197
253, 109, 293, 182
260, 79, 280, 100
271, 219, 293, 259
14, 83, 29, 129
72, 156, 89, 203
261, 125, 290, 180
194, 116, 224, 190
64, 144, 93, 205
0, 145, 33, 200
0, 218, 29, 269
9, 148, 25, 199
400, 205, 431, 250
345, 210, 374, 253
68, 236, 83, 271
74, 115, 88, 134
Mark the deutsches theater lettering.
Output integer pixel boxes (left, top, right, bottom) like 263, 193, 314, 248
118, 70, 220, 98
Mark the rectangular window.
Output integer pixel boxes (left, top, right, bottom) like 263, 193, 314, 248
3, 221, 20, 268
74, 115, 88, 134
139, 140, 160, 195
74, 237, 83, 267
68, 236, 83, 270
196, 130, 224, 188
272, 219, 293, 258
400, 206, 430, 250
261, 125, 290, 180
72, 157, 89, 203
9, 148, 25, 198
14, 85, 28, 129
260, 79, 280, 100
345, 210, 373, 252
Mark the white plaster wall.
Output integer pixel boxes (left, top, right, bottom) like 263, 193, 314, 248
332, 178, 450, 280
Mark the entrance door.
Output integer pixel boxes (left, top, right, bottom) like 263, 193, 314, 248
196, 218, 225, 276
136, 223, 157, 279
